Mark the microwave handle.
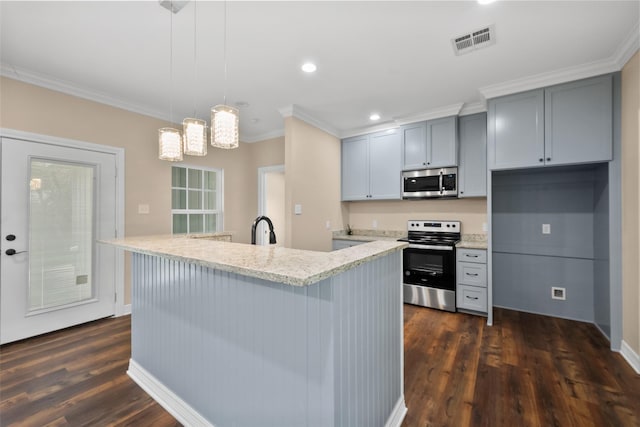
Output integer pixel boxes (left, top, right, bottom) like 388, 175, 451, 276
439, 173, 443, 194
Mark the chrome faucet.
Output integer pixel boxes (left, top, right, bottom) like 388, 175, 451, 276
251, 215, 277, 245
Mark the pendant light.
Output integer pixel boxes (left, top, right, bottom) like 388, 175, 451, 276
159, 0, 183, 162
211, 1, 239, 149
182, 0, 207, 156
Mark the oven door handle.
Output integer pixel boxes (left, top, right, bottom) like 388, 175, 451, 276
407, 244, 453, 251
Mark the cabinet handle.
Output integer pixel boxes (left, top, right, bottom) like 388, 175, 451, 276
427, 162, 430, 165
539, 158, 544, 162
465, 254, 479, 258
546, 157, 551, 161
460, 191, 464, 194
466, 296, 479, 300
423, 162, 426, 166
466, 273, 479, 277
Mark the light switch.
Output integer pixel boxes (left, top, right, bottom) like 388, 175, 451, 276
372, 220, 378, 229
138, 204, 150, 214
294, 204, 302, 215
325, 220, 331, 229
542, 224, 551, 234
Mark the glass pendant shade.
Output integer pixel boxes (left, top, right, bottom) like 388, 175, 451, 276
183, 118, 207, 156
158, 128, 183, 162
211, 105, 239, 149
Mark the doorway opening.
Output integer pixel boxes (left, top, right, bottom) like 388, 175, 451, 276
257, 165, 285, 246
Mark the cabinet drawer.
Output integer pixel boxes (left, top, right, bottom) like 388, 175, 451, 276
457, 285, 487, 313
457, 262, 487, 287
457, 248, 486, 264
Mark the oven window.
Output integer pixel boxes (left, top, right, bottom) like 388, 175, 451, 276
404, 176, 440, 193
407, 252, 444, 275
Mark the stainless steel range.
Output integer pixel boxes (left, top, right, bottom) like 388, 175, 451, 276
398, 220, 460, 312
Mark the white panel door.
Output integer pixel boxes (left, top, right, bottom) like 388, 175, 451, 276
1, 137, 116, 344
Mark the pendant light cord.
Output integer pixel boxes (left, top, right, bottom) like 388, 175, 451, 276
193, 0, 197, 118
169, 0, 174, 124
223, 0, 227, 106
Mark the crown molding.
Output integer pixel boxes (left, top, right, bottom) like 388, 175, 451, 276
614, 22, 640, 70
340, 122, 399, 139
240, 128, 285, 144
0, 63, 171, 122
459, 101, 486, 116
479, 24, 640, 100
394, 103, 463, 126
278, 104, 340, 138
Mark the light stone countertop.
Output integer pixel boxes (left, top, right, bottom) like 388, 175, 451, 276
332, 229, 406, 242
456, 234, 488, 250
102, 235, 407, 287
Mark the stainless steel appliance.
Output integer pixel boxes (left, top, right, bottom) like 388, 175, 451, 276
398, 220, 460, 312
402, 167, 458, 199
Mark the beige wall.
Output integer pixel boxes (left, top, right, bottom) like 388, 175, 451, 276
284, 117, 346, 251
347, 198, 487, 234
0, 77, 284, 304
621, 51, 640, 355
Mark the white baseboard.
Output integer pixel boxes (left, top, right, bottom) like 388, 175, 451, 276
619, 340, 640, 374
385, 396, 407, 427
127, 359, 214, 427
122, 304, 131, 315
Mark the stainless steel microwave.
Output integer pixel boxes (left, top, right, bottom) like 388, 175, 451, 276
402, 167, 458, 199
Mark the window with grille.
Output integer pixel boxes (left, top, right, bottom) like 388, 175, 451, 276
171, 166, 223, 234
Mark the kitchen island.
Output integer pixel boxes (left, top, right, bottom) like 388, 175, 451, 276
104, 236, 408, 427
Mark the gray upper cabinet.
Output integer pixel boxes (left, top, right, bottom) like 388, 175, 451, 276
401, 122, 427, 170
488, 74, 613, 170
402, 116, 457, 170
458, 113, 487, 198
341, 135, 369, 201
427, 116, 458, 168
341, 129, 401, 201
488, 89, 545, 170
544, 74, 612, 166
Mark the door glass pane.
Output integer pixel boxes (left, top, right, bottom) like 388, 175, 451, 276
29, 159, 94, 311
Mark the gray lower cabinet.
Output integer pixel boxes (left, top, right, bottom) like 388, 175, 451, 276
341, 129, 401, 201
458, 113, 487, 197
401, 116, 458, 170
488, 74, 613, 170
456, 248, 487, 314
332, 239, 367, 251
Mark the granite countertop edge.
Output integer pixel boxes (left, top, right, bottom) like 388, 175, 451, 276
101, 236, 407, 287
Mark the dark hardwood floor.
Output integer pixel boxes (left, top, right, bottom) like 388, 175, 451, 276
1, 306, 638, 427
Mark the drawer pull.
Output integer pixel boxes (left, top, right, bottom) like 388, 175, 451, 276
465, 254, 479, 258
466, 296, 479, 300
466, 273, 479, 277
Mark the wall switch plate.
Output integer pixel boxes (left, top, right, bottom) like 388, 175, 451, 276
372, 220, 378, 229
325, 220, 331, 230
542, 223, 551, 234
138, 204, 150, 214
294, 204, 302, 215
482, 222, 488, 232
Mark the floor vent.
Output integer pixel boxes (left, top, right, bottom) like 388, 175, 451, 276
452, 25, 496, 55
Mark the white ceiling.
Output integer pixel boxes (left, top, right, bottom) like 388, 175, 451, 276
1, 1, 638, 142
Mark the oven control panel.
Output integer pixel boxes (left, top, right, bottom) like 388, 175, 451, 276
407, 220, 460, 233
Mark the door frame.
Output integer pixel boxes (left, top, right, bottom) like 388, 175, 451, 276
257, 164, 284, 245
1, 128, 127, 316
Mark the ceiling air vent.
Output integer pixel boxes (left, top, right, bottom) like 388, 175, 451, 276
452, 25, 496, 55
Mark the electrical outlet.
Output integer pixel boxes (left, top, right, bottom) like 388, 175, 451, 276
542, 223, 551, 234
551, 287, 566, 300
138, 204, 150, 214
294, 204, 302, 215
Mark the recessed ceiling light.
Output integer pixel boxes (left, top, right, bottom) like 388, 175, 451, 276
477, 0, 496, 4
369, 113, 381, 121
301, 62, 317, 73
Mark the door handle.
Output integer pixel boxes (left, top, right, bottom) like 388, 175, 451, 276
5, 249, 27, 256
5, 234, 16, 241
